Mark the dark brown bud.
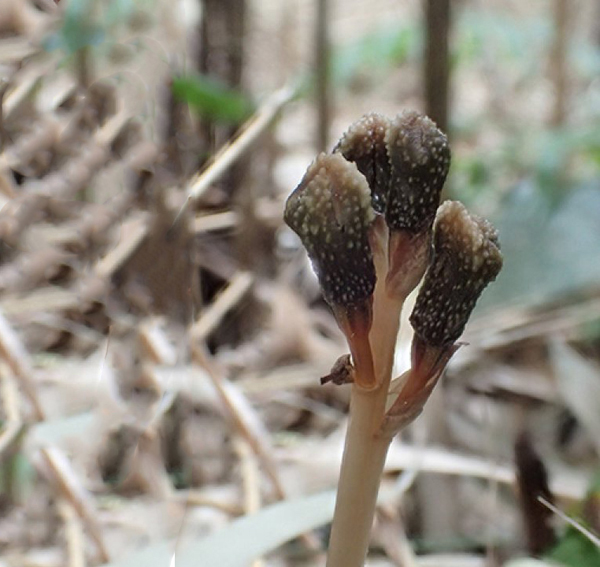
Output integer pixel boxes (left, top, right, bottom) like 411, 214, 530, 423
409, 201, 503, 347
284, 153, 376, 309
285, 152, 378, 389
334, 113, 391, 214
385, 111, 450, 234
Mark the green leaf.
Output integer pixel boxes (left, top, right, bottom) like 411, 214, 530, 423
171, 76, 253, 123
544, 468, 600, 567
548, 528, 600, 567
62, 0, 105, 53
103, 490, 336, 567
44, 0, 134, 54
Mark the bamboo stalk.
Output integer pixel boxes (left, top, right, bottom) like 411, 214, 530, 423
549, 0, 569, 127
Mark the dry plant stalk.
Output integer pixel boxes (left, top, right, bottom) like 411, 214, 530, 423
40, 446, 110, 563
0, 311, 44, 419
0, 363, 23, 457
57, 498, 86, 567
285, 111, 503, 566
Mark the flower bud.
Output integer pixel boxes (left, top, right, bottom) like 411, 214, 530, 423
284, 153, 376, 309
410, 201, 503, 347
383, 202, 502, 435
334, 113, 391, 215
284, 153, 378, 388
385, 111, 450, 234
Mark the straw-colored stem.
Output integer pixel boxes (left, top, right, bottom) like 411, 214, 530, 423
325, 389, 391, 567
326, 274, 402, 567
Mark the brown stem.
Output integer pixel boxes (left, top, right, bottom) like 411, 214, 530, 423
315, 0, 331, 152
424, 0, 451, 136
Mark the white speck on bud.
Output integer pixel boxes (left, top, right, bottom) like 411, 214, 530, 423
284, 153, 376, 308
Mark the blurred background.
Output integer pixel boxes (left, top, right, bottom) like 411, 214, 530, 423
0, 0, 599, 566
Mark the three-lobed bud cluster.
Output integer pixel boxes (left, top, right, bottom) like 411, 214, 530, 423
287, 110, 452, 314
284, 110, 502, 389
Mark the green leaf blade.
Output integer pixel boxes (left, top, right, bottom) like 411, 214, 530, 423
171, 76, 254, 123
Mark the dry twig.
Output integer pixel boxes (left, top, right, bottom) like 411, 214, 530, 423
171, 84, 296, 227
234, 437, 265, 567
57, 498, 87, 567
0, 311, 44, 419
190, 344, 287, 500
40, 446, 111, 563
190, 271, 254, 343
0, 363, 23, 457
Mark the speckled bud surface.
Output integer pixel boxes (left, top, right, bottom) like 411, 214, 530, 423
284, 153, 376, 308
410, 201, 503, 346
385, 111, 450, 233
335, 110, 449, 235
335, 113, 391, 214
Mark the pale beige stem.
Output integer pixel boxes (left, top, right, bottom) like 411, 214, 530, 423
326, 268, 403, 567
326, 389, 391, 567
